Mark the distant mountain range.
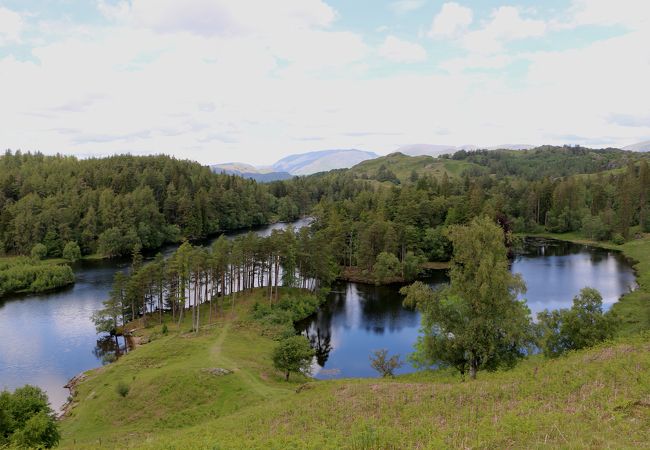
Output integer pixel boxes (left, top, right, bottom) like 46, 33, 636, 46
211, 141, 647, 182
623, 140, 650, 152
211, 149, 378, 181
209, 162, 293, 182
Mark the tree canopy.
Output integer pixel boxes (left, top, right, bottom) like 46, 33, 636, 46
401, 216, 534, 379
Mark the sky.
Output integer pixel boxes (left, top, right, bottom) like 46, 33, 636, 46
0, 0, 649, 165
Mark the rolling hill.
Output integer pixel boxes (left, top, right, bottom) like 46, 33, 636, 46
349, 152, 483, 183
396, 143, 534, 157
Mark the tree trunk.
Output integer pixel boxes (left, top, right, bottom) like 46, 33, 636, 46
469, 358, 478, 380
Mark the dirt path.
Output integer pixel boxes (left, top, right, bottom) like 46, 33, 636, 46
210, 322, 286, 399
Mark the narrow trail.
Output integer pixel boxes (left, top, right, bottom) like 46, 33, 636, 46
209, 321, 287, 399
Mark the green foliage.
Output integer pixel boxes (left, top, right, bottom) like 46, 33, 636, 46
612, 233, 625, 245
423, 227, 451, 261
0, 385, 59, 448
0, 151, 313, 259
402, 251, 425, 281
372, 252, 401, 284
30, 243, 47, 260
402, 217, 534, 379
252, 291, 324, 336
369, 349, 403, 378
0, 257, 74, 297
116, 382, 130, 398
62, 241, 82, 262
537, 287, 619, 357
272, 335, 315, 381
581, 214, 609, 241
375, 164, 400, 184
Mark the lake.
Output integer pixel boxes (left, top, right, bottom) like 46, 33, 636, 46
298, 237, 637, 379
0, 217, 312, 411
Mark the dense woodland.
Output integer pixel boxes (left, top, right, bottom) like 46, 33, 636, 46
308, 147, 650, 279
91, 146, 650, 349
0, 151, 311, 258
3, 146, 649, 295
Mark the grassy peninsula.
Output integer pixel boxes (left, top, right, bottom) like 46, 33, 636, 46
59, 282, 650, 449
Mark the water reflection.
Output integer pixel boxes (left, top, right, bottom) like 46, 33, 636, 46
0, 219, 310, 411
92, 335, 131, 365
299, 238, 637, 379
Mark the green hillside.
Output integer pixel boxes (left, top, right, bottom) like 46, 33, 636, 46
349, 152, 481, 182
59, 285, 650, 449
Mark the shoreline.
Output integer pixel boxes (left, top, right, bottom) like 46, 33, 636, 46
336, 261, 451, 286
523, 232, 650, 335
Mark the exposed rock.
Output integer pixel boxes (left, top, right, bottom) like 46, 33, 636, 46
202, 367, 233, 376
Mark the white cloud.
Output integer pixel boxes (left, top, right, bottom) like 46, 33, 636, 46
567, 0, 649, 30
379, 36, 427, 63
390, 0, 426, 14
462, 6, 546, 54
0, 0, 648, 164
0, 7, 23, 45
428, 2, 473, 39
99, 0, 337, 36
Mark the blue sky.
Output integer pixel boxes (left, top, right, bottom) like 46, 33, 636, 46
0, 0, 648, 164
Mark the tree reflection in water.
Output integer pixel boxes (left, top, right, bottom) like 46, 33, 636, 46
93, 335, 131, 365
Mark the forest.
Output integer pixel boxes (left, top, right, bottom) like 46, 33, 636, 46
306, 147, 650, 282
92, 227, 338, 338
3, 146, 649, 294
0, 151, 311, 258
3, 146, 650, 448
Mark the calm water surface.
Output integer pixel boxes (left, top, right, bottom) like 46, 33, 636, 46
299, 237, 637, 379
0, 218, 312, 410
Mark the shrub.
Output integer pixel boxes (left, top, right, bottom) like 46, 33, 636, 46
373, 252, 401, 284
116, 382, 130, 398
369, 349, 403, 378
612, 233, 625, 245
30, 244, 47, 260
0, 385, 59, 449
62, 241, 82, 262
272, 335, 315, 381
537, 287, 619, 357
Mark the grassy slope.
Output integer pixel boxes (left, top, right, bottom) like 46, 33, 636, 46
528, 232, 650, 335
350, 153, 480, 182
60, 287, 650, 449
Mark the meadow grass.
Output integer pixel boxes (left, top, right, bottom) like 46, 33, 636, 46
59, 284, 650, 449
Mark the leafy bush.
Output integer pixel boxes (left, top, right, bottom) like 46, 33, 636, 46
30, 243, 47, 260
116, 382, 130, 398
612, 233, 625, 245
373, 252, 401, 284
272, 335, 315, 381
0, 385, 60, 448
369, 349, 403, 378
62, 241, 82, 262
537, 287, 619, 357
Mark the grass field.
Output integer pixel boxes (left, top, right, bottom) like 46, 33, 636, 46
59, 281, 650, 449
